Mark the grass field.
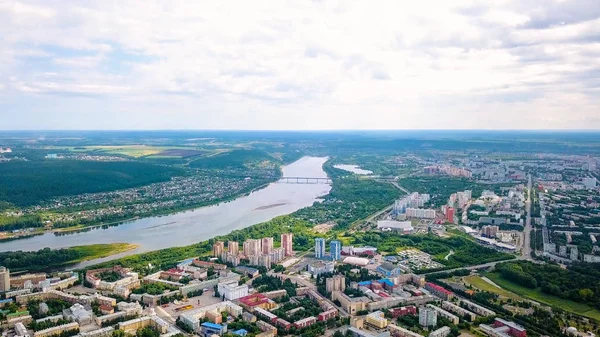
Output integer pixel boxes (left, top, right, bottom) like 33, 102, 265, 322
68, 243, 139, 263
485, 272, 600, 321
86, 145, 167, 157
464, 275, 520, 300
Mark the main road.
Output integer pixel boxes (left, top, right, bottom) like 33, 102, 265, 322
522, 174, 533, 260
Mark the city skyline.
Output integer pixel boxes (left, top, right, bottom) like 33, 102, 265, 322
2, 1, 600, 130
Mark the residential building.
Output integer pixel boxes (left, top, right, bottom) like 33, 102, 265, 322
389, 324, 425, 337
419, 307, 437, 327
254, 307, 277, 323
429, 326, 451, 337
460, 299, 495, 317
424, 283, 454, 300
221, 253, 241, 267
0, 266, 10, 291
269, 247, 285, 264
330, 240, 342, 261
441, 301, 477, 321
315, 238, 326, 259
318, 309, 337, 321
388, 306, 417, 318
446, 208, 455, 223
482, 226, 499, 238
294, 316, 316, 329
213, 241, 224, 257
243, 239, 262, 256
365, 311, 388, 329
33, 323, 79, 337
249, 254, 271, 269
10, 273, 46, 289
228, 241, 239, 255
325, 275, 346, 293
426, 304, 459, 325
405, 208, 437, 219
281, 233, 293, 256
261, 237, 274, 254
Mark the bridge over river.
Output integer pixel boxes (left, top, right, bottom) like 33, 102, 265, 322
278, 176, 332, 184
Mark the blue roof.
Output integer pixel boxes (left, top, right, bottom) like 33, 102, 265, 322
233, 329, 248, 336
201, 322, 224, 329
358, 281, 372, 286
0, 299, 13, 303
378, 279, 394, 287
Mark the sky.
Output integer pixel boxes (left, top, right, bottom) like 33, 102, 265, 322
1, 1, 599, 130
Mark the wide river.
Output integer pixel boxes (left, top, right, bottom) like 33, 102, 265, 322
0, 156, 331, 268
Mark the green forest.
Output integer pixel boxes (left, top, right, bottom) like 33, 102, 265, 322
0, 160, 183, 206
495, 261, 600, 310
295, 164, 402, 228
0, 247, 84, 271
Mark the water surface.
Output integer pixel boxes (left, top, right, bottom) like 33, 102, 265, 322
0, 157, 331, 267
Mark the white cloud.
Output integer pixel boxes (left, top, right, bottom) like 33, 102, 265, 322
0, 0, 598, 129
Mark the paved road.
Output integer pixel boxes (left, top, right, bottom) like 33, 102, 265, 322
522, 174, 533, 260
422, 257, 523, 275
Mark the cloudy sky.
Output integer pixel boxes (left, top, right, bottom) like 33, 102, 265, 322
1, 0, 599, 130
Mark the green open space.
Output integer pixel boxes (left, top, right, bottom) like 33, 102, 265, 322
463, 275, 520, 300
484, 272, 600, 321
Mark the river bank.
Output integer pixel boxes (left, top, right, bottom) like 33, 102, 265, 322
0, 157, 332, 267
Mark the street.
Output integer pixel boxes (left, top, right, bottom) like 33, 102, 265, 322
522, 174, 533, 260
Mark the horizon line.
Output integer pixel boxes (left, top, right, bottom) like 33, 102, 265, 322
1, 128, 600, 132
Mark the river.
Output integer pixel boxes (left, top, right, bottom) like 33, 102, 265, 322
0, 156, 331, 268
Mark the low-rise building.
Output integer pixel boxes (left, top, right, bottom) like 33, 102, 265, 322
307, 261, 335, 276
426, 304, 459, 325
389, 306, 417, 318
460, 299, 495, 317
200, 322, 227, 337
429, 326, 451, 337
441, 301, 477, 321
332, 291, 369, 315
424, 283, 454, 300
376, 262, 402, 277
365, 311, 387, 329
63, 303, 93, 325
293, 316, 316, 329
480, 318, 526, 337
388, 323, 425, 337
117, 316, 168, 335
34, 322, 79, 337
